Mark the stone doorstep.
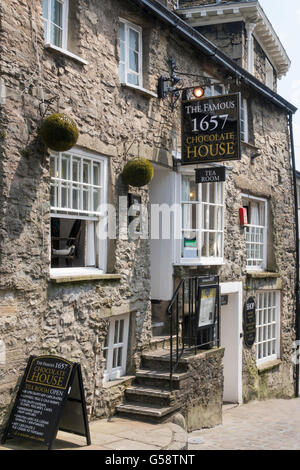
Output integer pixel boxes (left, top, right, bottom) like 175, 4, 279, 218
135, 369, 190, 381
125, 386, 173, 399
116, 402, 181, 418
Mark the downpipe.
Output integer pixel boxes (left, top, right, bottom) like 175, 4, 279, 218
288, 113, 300, 397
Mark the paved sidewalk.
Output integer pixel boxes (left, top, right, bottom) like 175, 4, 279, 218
188, 398, 300, 450
0, 416, 187, 451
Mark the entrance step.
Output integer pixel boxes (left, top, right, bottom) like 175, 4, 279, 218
116, 402, 180, 421
116, 346, 190, 424
135, 369, 190, 390
125, 385, 176, 407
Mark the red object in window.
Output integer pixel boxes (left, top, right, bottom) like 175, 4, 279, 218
239, 208, 248, 226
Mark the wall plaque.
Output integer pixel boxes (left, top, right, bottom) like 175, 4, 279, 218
243, 297, 256, 348
182, 92, 241, 165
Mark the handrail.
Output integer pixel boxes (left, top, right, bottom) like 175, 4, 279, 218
167, 276, 220, 390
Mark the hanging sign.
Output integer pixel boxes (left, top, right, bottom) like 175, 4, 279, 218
1, 355, 91, 450
195, 167, 226, 184
182, 92, 241, 165
243, 297, 256, 348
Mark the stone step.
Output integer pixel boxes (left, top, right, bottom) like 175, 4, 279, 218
148, 335, 179, 351
134, 369, 190, 390
116, 402, 180, 421
125, 386, 176, 407
141, 350, 188, 373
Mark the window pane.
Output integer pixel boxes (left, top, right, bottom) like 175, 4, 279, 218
182, 176, 197, 201
127, 72, 139, 86
119, 63, 125, 83
129, 50, 139, 72
117, 347, 122, 367
42, 0, 49, 19
120, 41, 125, 62
129, 28, 139, 51
114, 320, 119, 344
51, 0, 63, 27
119, 320, 124, 343
120, 22, 125, 41
50, 24, 62, 47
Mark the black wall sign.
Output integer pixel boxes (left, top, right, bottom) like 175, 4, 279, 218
195, 167, 226, 184
182, 92, 241, 165
243, 297, 256, 348
1, 355, 91, 450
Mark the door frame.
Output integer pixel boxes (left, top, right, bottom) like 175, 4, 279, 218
220, 281, 243, 404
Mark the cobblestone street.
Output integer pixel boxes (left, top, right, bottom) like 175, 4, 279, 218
188, 399, 300, 450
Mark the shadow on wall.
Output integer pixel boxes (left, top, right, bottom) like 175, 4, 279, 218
4, 137, 46, 242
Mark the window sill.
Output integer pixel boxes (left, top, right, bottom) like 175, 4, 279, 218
257, 359, 282, 374
45, 43, 88, 65
50, 268, 121, 283
102, 376, 135, 389
174, 259, 225, 267
120, 82, 157, 98
246, 271, 279, 279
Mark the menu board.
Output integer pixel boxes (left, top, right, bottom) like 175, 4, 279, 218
1, 355, 90, 449
198, 287, 217, 328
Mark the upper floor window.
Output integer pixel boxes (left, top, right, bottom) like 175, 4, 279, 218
243, 195, 268, 271
119, 19, 143, 87
206, 84, 248, 143
50, 148, 107, 273
177, 172, 224, 265
42, 0, 68, 50
240, 98, 248, 143
265, 59, 274, 90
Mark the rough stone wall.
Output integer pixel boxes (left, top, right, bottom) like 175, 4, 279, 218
177, 348, 225, 432
253, 37, 277, 92
0, 0, 296, 431
0, 0, 230, 429
196, 22, 246, 69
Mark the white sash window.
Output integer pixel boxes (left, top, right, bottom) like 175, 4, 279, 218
119, 19, 143, 87
176, 171, 225, 265
50, 148, 107, 274
243, 195, 268, 271
256, 291, 280, 365
42, 0, 69, 50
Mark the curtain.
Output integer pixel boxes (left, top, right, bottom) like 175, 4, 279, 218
85, 221, 96, 266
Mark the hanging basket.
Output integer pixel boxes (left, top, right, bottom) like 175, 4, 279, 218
122, 157, 154, 187
40, 113, 79, 152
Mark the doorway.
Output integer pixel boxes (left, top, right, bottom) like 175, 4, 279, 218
220, 282, 243, 404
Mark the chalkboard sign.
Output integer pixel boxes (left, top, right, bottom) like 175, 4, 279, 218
1, 355, 91, 450
243, 297, 256, 348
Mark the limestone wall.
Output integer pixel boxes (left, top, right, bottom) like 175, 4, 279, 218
0, 0, 296, 430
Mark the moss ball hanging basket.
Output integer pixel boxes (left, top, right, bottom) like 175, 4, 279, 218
122, 157, 154, 188
40, 113, 79, 152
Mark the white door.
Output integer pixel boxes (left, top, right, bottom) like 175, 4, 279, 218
220, 283, 243, 404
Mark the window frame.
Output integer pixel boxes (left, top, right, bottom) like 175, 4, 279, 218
50, 147, 108, 274
243, 194, 268, 272
119, 18, 143, 88
43, 0, 69, 50
174, 168, 225, 266
255, 290, 281, 365
265, 58, 274, 90
103, 314, 130, 383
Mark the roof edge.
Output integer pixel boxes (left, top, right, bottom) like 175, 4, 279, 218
128, 0, 297, 114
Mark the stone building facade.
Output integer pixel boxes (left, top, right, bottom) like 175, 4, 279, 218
0, 0, 298, 434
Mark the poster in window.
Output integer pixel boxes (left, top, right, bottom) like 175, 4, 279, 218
198, 287, 217, 328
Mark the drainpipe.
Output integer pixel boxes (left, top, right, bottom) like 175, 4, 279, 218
288, 113, 300, 397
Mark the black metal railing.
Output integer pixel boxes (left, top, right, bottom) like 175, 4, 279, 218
167, 276, 220, 390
